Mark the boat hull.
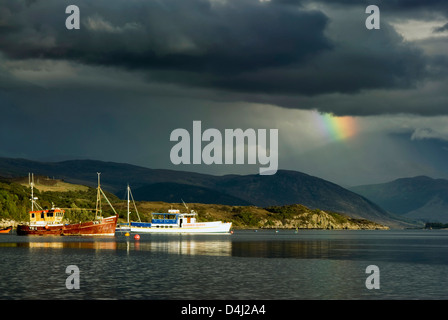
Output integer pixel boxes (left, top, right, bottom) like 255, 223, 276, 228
0, 226, 12, 234
130, 221, 232, 234
17, 215, 118, 236
115, 224, 131, 232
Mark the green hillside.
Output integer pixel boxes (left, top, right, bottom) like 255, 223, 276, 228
0, 179, 30, 222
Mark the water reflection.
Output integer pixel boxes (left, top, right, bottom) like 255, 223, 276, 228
0, 238, 233, 257
0, 238, 380, 260
31, 241, 118, 250
2, 229, 448, 263
128, 239, 232, 256
2, 230, 448, 300
0, 237, 373, 260
232, 240, 337, 259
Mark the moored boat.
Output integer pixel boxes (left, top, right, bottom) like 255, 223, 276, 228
130, 209, 232, 234
119, 185, 232, 234
132, 201, 231, 234
0, 226, 12, 234
17, 173, 118, 236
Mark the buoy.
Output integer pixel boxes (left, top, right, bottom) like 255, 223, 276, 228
125, 232, 130, 236
134, 234, 140, 240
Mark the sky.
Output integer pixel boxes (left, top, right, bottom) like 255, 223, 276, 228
1, 0, 448, 187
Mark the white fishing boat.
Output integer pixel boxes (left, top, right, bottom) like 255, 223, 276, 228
120, 185, 232, 234
130, 209, 232, 234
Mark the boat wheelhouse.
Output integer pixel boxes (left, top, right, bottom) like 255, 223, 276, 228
30, 207, 64, 225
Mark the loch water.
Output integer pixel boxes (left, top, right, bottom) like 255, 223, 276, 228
1, 229, 448, 300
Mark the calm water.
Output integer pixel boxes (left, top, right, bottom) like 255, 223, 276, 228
1, 229, 448, 300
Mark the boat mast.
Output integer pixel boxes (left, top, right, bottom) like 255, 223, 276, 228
127, 184, 141, 223
127, 184, 130, 227
94, 173, 118, 218
29, 173, 34, 211
95, 172, 102, 219
28, 173, 42, 211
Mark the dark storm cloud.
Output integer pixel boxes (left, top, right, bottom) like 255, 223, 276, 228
0, 0, 331, 73
0, 1, 429, 91
1, 0, 448, 183
0, 0, 446, 116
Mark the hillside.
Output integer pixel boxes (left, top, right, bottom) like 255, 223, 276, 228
350, 176, 448, 223
0, 157, 412, 228
12, 175, 89, 192
0, 177, 388, 230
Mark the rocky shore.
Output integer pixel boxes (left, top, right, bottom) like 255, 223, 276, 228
259, 209, 389, 230
0, 219, 21, 229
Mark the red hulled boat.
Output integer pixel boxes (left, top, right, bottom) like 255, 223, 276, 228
17, 173, 118, 236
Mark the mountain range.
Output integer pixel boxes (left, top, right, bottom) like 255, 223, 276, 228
0, 157, 416, 228
350, 176, 448, 223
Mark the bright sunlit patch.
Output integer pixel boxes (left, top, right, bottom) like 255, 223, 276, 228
391, 19, 448, 41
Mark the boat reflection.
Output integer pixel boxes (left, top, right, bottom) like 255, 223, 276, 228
16, 241, 118, 250
8, 238, 232, 257
130, 240, 232, 256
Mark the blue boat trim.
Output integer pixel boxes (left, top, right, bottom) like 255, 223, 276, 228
131, 222, 152, 228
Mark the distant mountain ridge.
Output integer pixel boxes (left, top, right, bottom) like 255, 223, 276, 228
350, 176, 448, 223
0, 157, 411, 228
131, 182, 253, 206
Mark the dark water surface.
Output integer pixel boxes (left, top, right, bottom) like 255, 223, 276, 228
1, 229, 448, 300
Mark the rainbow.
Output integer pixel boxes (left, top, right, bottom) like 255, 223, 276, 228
314, 112, 358, 141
